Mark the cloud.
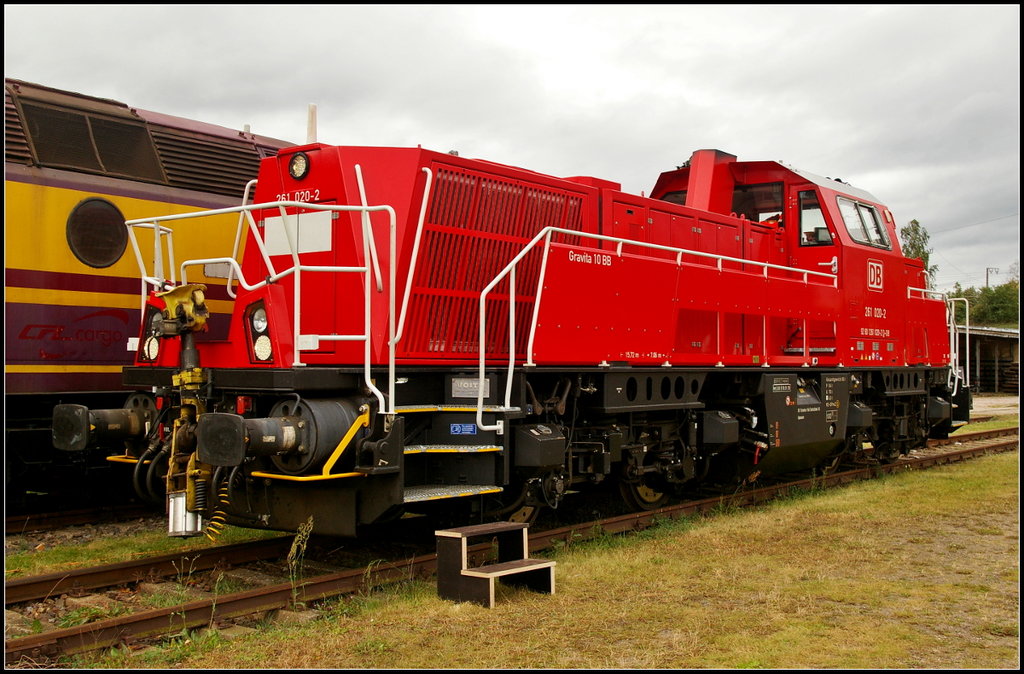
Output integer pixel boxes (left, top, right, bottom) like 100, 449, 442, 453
5, 3, 1019, 290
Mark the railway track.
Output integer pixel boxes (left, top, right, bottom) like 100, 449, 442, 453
5, 428, 1017, 666
3, 418, 1010, 537
5, 504, 158, 536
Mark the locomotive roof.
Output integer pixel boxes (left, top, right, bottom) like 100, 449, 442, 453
781, 163, 882, 204
132, 107, 291, 150
5, 77, 292, 149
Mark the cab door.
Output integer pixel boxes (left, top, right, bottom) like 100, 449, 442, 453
784, 186, 843, 357
787, 186, 841, 281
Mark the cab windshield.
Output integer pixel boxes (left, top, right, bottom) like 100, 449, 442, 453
837, 197, 890, 248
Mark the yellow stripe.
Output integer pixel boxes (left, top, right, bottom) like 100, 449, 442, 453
6, 364, 126, 374
249, 471, 365, 482
5, 286, 234, 313
321, 407, 371, 476
107, 455, 150, 465
4, 180, 243, 277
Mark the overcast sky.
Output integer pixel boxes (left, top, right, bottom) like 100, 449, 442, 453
5, 4, 1019, 292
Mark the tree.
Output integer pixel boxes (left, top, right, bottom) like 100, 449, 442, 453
899, 219, 938, 285
949, 278, 1020, 327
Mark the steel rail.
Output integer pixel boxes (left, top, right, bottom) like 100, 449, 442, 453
5, 434, 1017, 665
5, 536, 294, 606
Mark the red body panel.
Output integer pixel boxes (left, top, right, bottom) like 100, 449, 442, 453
136, 146, 951, 373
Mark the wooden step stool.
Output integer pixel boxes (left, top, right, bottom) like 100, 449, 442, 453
435, 521, 555, 608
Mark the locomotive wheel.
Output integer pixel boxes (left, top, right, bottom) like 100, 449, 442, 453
483, 483, 540, 524
874, 422, 902, 464
618, 479, 669, 511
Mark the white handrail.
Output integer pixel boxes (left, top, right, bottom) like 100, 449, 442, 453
127, 221, 174, 292
476, 226, 840, 432
181, 258, 368, 291
908, 286, 969, 395
126, 199, 397, 415
225, 179, 259, 298
947, 297, 970, 395
354, 164, 384, 293
394, 167, 434, 344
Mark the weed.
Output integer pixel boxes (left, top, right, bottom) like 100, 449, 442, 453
57, 604, 128, 628
360, 559, 390, 594
287, 516, 315, 609
172, 555, 201, 588
210, 572, 249, 596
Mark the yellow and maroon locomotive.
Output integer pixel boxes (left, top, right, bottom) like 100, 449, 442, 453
4, 78, 291, 512
53, 141, 970, 536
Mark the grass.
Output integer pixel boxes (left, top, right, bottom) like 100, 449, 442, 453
64, 445, 1019, 670
953, 411, 1019, 435
4, 523, 282, 580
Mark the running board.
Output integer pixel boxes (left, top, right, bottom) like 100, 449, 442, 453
395, 404, 520, 414
404, 484, 502, 503
404, 444, 502, 454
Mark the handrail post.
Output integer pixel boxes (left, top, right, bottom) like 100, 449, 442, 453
525, 230, 554, 367
387, 205, 396, 415
278, 204, 304, 367
226, 179, 258, 299
477, 290, 499, 433
354, 164, 384, 293
153, 222, 163, 284
947, 297, 970, 394
395, 167, 433, 345
505, 266, 516, 410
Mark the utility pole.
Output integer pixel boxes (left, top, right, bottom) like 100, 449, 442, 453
986, 267, 999, 287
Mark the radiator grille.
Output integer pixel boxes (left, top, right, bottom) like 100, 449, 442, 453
150, 129, 264, 198
402, 165, 587, 359
6, 77, 287, 200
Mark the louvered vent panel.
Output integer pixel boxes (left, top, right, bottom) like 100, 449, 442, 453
150, 129, 263, 199
402, 165, 588, 359
4, 90, 31, 164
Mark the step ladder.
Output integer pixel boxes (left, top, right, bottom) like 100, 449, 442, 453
397, 404, 512, 504
435, 521, 555, 608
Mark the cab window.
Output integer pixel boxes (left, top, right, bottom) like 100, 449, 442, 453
731, 183, 783, 223
798, 190, 832, 245
837, 197, 890, 248
661, 190, 687, 206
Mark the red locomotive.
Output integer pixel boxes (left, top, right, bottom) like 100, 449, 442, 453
53, 142, 971, 536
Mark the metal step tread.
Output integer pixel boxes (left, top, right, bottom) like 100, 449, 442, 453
403, 484, 502, 503
394, 404, 521, 414
404, 444, 502, 454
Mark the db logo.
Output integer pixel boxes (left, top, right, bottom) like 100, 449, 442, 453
867, 260, 884, 291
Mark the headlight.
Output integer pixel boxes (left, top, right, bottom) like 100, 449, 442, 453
246, 302, 273, 363
253, 335, 273, 361
251, 307, 268, 334
288, 152, 310, 180
143, 335, 160, 360
139, 306, 163, 362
